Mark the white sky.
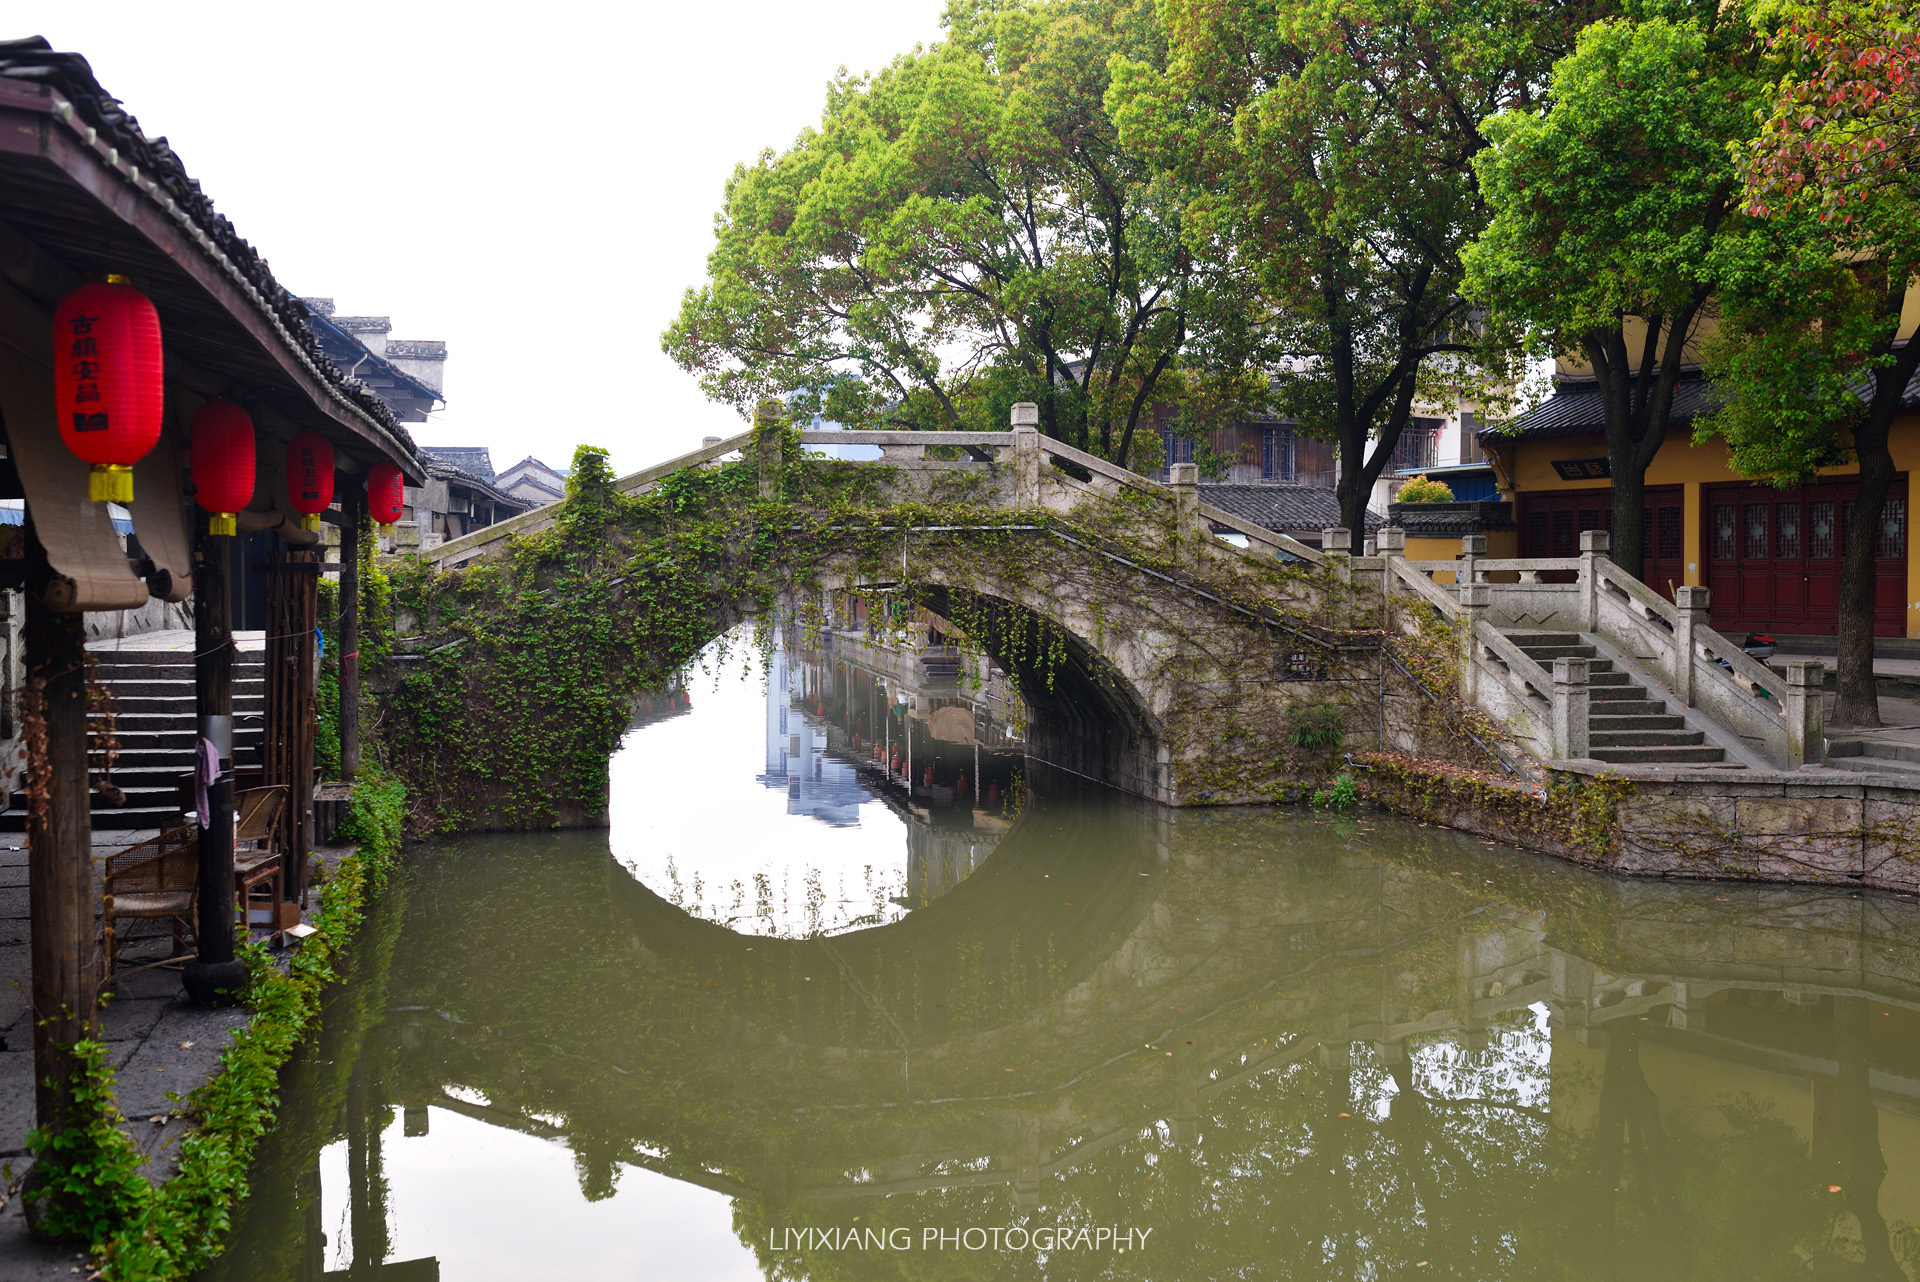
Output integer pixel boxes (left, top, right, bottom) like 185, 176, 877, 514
16, 0, 950, 475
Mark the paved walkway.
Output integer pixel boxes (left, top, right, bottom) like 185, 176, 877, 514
0, 833, 350, 1277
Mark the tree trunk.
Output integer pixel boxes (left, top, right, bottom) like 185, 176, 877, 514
1606, 451, 1646, 581
1833, 417, 1894, 727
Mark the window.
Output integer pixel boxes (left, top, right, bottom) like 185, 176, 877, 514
1743, 504, 1769, 559
1880, 497, 1908, 558
1713, 505, 1736, 559
1810, 501, 1835, 558
1166, 434, 1194, 466
1552, 510, 1575, 557
1261, 428, 1289, 480
1387, 419, 1440, 472
1658, 505, 1683, 559
1457, 412, 1487, 465
1776, 504, 1801, 558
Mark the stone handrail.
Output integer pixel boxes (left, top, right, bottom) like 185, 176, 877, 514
1472, 618, 1557, 721
796, 430, 1014, 447
1197, 503, 1326, 563
1588, 557, 1795, 755
1389, 556, 1465, 616
1402, 558, 1583, 580
428, 429, 754, 568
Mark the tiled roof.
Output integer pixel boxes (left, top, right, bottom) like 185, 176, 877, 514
1490, 372, 1721, 441
1199, 484, 1385, 533
424, 447, 496, 480
0, 37, 420, 467
1488, 366, 1920, 442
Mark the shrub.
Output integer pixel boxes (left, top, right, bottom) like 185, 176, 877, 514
1395, 475, 1454, 504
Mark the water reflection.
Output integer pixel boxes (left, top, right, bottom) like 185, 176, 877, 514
206, 781, 1920, 1280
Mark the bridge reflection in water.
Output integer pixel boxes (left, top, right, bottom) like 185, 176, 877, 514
204, 771, 1920, 1280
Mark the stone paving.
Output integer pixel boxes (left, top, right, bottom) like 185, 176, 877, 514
0, 833, 265, 1278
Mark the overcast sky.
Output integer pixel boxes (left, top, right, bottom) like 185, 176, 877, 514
16, 1, 949, 474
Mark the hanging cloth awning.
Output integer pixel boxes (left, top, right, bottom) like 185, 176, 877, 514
128, 414, 193, 603
0, 340, 147, 612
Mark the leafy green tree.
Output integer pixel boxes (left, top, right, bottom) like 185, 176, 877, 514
1111, 0, 1577, 534
1463, 3, 1771, 581
1694, 4, 1920, 727
664, 0, 1259, 464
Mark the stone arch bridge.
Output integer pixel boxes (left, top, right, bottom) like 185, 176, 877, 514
401, 411, 1477, 812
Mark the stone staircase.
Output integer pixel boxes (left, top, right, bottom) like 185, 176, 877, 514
1504, 632, 1728, 766
0, 646, 266, 831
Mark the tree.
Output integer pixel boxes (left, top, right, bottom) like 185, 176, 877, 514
1463, 3, 1771, 581
1694, 1, 1920, 728
1744, 0, 1920, 218
1110, 0, 1580, 535
663, 0, 1259, 464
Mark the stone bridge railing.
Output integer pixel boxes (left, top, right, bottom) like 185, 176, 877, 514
420, 404, 1328, 573
1394, 530, 1824, 771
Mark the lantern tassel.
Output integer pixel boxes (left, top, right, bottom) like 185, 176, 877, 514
208, 512, 236, 537
300, 513, 322, 533
88, 464, 133, 504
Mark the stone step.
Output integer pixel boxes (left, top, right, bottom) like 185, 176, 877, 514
1586, 670, 1631, 686
91, 679, 264, 699
1827, 752, 1920, 778
100, 695, 264, 715
1506, 631, 1583, 647
1584, 700, 1669, 719
1591, 729, 1706, 748
1829, 739, 1920, 765
1590, 745, 1727, 764
1517, 643, 1596, 662
95, 663, 265, 682
1588, 685, 1652, 702
1591, 714, 1688, 731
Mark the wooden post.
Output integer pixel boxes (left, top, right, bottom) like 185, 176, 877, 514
22, 528, 98, 1217
339, 492, 362, 782
265, 544, 318, 904
185, 527, 246, 1006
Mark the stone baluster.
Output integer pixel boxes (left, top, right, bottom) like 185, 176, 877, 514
1459, 533, 1486, 589
1784, 658, 1827, 769
1551, 655, 1591, 760
1378, 527, 1405, 631
1010, 403, 1041, 508
1168, 463, 1200, 564
1577, 529, 1610, 632
754, 399, 785, 499
1673, 584, 1709, 706
1459, 583, 1489, 702
1322, 527, 1352, 629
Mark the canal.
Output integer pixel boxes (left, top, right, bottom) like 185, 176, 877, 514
207, 628, 1920, 1280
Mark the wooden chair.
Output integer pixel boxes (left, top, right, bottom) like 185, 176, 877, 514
102, 825, 198, 978
233, 785, 287, 938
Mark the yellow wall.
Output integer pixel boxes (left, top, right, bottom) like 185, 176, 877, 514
1403, 531, 1519, 583
1510, 417, 1920, 635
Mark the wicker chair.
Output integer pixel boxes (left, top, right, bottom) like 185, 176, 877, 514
102, 825, 198, 978
233, 785, 287, 936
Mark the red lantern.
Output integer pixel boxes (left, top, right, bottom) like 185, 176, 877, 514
190, 402, 256, 536
286, 432, 334, 532
53, 275, 164, 503
366, 460, 404, 531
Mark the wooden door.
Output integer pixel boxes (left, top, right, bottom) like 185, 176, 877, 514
1706, 478, 1905, 635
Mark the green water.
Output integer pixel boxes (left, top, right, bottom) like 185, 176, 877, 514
204, 651, 1920, 1281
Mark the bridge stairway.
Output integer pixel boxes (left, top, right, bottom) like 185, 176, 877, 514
0, 647, 267, 831
1502, 631, 1728, 766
